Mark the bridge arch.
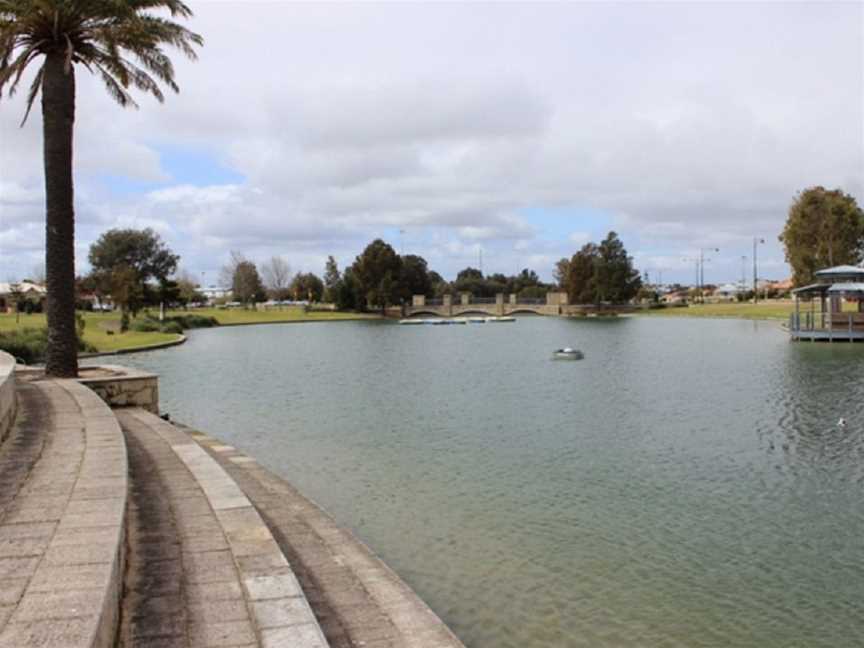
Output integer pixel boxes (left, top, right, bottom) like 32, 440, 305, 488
404, 310, 445, 318
451, 308, 497, 316
506, 308, 545, 316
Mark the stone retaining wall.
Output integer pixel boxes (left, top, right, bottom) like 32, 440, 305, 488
78, 365, 159, 414
0, 351, 16, 447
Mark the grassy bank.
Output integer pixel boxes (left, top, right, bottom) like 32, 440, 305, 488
0, 311, 181, 355
173, 307, 379, 326
638, 302, 799, 321
0, 306, 378, 359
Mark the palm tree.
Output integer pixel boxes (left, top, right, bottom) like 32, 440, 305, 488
0, 0, 202, 376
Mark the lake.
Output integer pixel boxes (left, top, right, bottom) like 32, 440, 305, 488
103, 316, 864, 647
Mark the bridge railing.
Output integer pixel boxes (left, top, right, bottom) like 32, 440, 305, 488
470, 297, 497, 304
424, 298, 444, 306
515, 298, 545, 305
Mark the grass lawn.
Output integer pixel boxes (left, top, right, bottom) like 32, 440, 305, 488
0, 311, 180, 353
1, 306, 378, 355
170, 307, 380, 325
637, 301, 819, 321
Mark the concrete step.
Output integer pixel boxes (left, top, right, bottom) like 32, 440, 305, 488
184, 426, 466, 648
0, 378, 128, 648
0, 383, 49, 522
117, 409, 329, 648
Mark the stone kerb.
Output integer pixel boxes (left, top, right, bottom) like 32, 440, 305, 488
0, 352, 16, 448
128, 409, 330, 648
0, 379, 128, 648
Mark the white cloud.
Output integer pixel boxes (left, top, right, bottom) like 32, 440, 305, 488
569, 232, 591, 246
1, 1, 861, 282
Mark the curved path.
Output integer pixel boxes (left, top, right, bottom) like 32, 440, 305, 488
0, 378, 127, 648
182, 425, 466, 648
118, 409, 329, 648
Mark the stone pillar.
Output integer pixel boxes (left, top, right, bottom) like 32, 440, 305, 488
509, 293, 517, 305
443, 294, 452, 316
460, 292, 470, 306
496, 293, 504, 315
412, 294, 426, 307
547, 291, 568, 306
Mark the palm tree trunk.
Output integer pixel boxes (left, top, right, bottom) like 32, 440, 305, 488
42, 53, 78, 377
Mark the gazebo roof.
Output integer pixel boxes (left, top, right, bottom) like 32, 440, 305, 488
792, 283, 830, 295
828, 282, 864, 294
814, 265, 864, 278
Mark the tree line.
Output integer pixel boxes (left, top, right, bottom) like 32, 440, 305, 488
76, 228, 647, 320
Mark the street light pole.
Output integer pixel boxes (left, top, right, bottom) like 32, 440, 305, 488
699, 248, 719, 304
753, 237, 765, 303
682, 257, 699, 302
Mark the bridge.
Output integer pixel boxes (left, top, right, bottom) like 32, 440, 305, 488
404, 292, 637, 317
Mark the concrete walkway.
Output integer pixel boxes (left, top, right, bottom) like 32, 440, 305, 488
0, 379, 127, 648
184, 426, 466, 648
118, 409, 328, 648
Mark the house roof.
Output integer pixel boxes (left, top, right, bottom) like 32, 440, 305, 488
0, 281, 46, 295
716, 283, 742, 293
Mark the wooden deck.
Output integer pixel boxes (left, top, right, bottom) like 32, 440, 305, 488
789, 312, 864, 342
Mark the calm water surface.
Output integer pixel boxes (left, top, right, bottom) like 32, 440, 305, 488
108, 317, 864, 647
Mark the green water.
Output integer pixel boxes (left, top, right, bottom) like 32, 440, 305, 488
107, 317, 864, 647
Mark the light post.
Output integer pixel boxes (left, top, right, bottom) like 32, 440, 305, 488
740, 256, 748, 294
682, 257, 699, 302
753, 237, 765, 303
699, 248, 719, 304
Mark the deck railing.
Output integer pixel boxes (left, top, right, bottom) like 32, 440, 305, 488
790, 312, 864, 334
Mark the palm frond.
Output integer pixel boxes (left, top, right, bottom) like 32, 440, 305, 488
92, 59, 137, 108
1, 0, 201, 118
19, 59, 42, 124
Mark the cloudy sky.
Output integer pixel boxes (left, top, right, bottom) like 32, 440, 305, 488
1, 1, 862, 287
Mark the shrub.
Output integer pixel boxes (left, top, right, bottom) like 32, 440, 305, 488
170, 314, 218, 329
129, 318, 160, 332
129, 313, 217, 334
159, 321, 183, 334
0, 328, 96, 365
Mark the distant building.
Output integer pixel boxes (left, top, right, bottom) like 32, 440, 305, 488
713, 283, 744, 300
200, 286, 232, 304
0, 281, 47, 312
661, 290, 689, 304
759, 278, 793, 296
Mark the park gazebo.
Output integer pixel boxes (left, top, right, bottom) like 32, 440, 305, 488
790, 265, 864, 341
